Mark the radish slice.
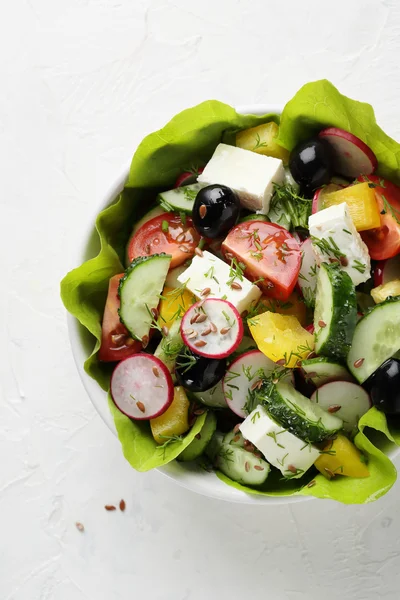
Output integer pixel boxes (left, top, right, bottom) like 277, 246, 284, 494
223, 350, 291, 418
318, 127, 377, 178
111, 354, 174, 420
181, 298, 243, 359
310, 381, 371, 433
374, 255, 400, 287
312, 183, 343, 214
174, 167, 204, 188
305, 324, 315, 334
298, 238, 318, 305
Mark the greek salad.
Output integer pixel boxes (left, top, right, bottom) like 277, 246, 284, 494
98, 119, 400, 491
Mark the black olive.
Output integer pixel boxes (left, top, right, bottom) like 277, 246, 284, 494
363, 358, 400, 415
289, 138, 334, 193
175, 349, 226, 393
192, 184, 240, 239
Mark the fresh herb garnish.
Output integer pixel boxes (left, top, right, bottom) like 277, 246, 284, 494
227, 257, 245, 287
311, 236, 346, 261
252, 132, 269, 151
176, 346, 197, 373
271, 183, 312, 230
251, 410, 261, 424
161, 220, 169, 233
353, 260, 367, 274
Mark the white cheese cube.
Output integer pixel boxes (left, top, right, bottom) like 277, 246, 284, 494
308, 202, 371, 286
177, 250, 261, 314
197, 143, 285, 214
240, 405, 320, 478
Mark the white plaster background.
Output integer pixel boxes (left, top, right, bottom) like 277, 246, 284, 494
2, 0, 400, 598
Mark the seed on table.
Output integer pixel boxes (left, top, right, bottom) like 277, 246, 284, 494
105, 505, 116, 511
75, 522, 84, 532
136, 401, 146, 413
119, 499, 126, 512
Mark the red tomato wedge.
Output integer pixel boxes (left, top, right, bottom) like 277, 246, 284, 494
99, 274, 142, 362
221, 221, 302, 301
358, 175, 400, 260
127, 212, 200, 269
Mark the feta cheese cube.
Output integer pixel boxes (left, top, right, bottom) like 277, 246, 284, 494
177, 250, 261, 314
309, 202, 371, 286
240, 405, 320, 478
197, 143, 285, 214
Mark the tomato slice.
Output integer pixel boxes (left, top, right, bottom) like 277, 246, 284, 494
127, 212, 201, 269
98, 274, 142, 362
221, 221, 302, 301
358, 175, 400, 260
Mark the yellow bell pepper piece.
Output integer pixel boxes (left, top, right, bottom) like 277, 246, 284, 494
259, 290, 307, 327
322, 182, 381, 232
248, 312, 314, 367
315, 435, 369, 479
371, 279, 400, 304
150, 386, 190, 444
159, 286, 195, 330
236, 122, 290, 163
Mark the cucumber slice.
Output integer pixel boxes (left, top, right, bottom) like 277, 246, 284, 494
347, 296, 400, 383
259, 381, 343, 443
119, 253, 171, 342
205, 431, 224, 461
154, 318, 183, 374
314, 263, 357, 362
157, 183, 206, 214
301, 357, 354, 387
215, 442, 270, 485
178, 412, 217, 462
192, 381, 227, 408
239, 213, 269, 223
223, 429, 245, 448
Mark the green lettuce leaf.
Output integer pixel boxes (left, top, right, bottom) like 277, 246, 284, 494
61, 85, 400, 502
278, 79, 400, 184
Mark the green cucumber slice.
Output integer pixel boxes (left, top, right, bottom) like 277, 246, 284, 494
347, 296, 400, 383
223, 429, 245, 448
118, 253, 171, 341
314, 263, 357, 362
239, 213, 269, 223
178, 412, 217, 462
157, 183, 206, 214
192, 381, 227, 408
258, 381, 343, 443
301, 357, 354, 387
215, 443, 270, 485
205, 431, 224, 461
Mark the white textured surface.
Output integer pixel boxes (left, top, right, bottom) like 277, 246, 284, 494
3, 0, 400, 598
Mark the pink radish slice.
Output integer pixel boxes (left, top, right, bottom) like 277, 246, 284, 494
319, 127, 377, 178
181, 298, 243, 359
298, 237, 318, 304
223, 350, 292, 418
374, 255, 400, 287
310, 381, 371, 433
174, 167, 204, 188
111, 354, 174, 420
305, 324, 315, 334
312, 183, 343, 214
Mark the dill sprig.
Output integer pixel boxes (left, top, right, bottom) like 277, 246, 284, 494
311, 236, 346, 261
176, 346, 197, 374
271, 183, 312, 230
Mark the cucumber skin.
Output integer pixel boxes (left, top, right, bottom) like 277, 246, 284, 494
118, 253, 171, 338
178, 412, 217, 462
315, 263, 357, 363
256, 382, 340, 443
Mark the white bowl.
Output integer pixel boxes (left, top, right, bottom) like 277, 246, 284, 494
67, 104, 398, 504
